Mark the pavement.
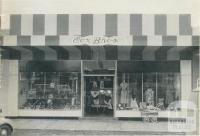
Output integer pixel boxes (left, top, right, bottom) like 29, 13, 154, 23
13, 129, 187, 136
10, 118, 197, 136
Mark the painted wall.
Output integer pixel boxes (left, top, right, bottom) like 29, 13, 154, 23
0, 60, 9, 116
181, 60, 198, 107
0, 60, 18, 116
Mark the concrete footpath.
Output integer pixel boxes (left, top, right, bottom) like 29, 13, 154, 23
10, 118, 195, 135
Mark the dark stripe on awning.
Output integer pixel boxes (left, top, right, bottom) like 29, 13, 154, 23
155, 46, 173, 60
104, 46, 118, 60
76, 45, 93, 60
180, 46, 199, 60
81, 14, 93, 36
23, 46, 45, 60
105, 14, 118, 36
0, 46, 21, 59
49, 46, 69, 60
130, 46, 145, 60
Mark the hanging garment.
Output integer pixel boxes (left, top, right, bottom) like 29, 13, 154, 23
120, 82, 129, 104
104, 95, 112, 109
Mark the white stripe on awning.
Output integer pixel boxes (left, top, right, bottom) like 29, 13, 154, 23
142, 14, 154, 36
69, 14, 81, 35
177, 36, 192, 46
167, 14, 179, 35
118, 14, 130, 36
45, 14, 57, 35
21, 14, 33, 35
93, 14, 105, 36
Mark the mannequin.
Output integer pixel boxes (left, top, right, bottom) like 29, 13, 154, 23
145, 88, 154, 106
120, 80, 129, 107
130, 95, 139, 110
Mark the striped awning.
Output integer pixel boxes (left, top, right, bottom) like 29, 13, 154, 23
0, 14, 200, 46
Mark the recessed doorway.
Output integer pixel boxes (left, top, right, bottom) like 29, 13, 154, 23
84, 76, 114, 117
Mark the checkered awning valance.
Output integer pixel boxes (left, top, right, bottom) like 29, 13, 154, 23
0, 14, 200, 46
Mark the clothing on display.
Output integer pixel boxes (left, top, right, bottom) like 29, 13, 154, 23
157, 98, 165, 110
165, 90, 174, 105
104, 95, 112, 109
145, 88, 154, 105
130, 98, 139, 110
100, 81, 104, 89
120, 81, 129, 104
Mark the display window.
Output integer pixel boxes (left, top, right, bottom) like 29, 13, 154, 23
18, 61, 81, 110
157, 73, 181, 110
117, 73, 142, 110
117, 61, 181, 111
117, 72, 181, 111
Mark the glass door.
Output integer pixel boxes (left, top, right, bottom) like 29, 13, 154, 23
84, 76, 114, 117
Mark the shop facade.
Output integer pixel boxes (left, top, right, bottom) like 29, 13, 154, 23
0, 14, 199, 119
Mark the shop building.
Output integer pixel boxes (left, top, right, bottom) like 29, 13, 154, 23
0, 14, 199, 119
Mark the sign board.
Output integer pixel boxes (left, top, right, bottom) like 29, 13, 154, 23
60, 36, 133, 46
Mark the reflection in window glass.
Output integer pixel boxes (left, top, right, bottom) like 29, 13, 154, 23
157, 73, 181, 110
117, 72, 181, 111
19, 72, 81, 110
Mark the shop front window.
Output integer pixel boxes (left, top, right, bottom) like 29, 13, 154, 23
157, 73, 181, 110
143, 73, 156, 107
117, 61, 181, 111
117, 72, 181, 111
19, 61, 81, 110
117, 73, 142, 110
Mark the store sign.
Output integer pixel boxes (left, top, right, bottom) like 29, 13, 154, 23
71, 36, 131, 45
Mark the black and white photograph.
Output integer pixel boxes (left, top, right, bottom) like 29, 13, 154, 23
0, 0, 200, 135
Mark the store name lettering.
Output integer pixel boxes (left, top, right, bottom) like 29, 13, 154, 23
72, 36, 119, 45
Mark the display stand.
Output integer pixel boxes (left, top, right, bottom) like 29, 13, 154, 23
141, 109, 158, 123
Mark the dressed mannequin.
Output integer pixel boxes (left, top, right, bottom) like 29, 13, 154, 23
120, 80, 129, 107
104, 91, 112, 110
145, 88, 154, 106
91, 81, 99, 105
91, 81, 98, 91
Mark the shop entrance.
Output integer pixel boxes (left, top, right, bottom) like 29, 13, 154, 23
84, 76, 114, 117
